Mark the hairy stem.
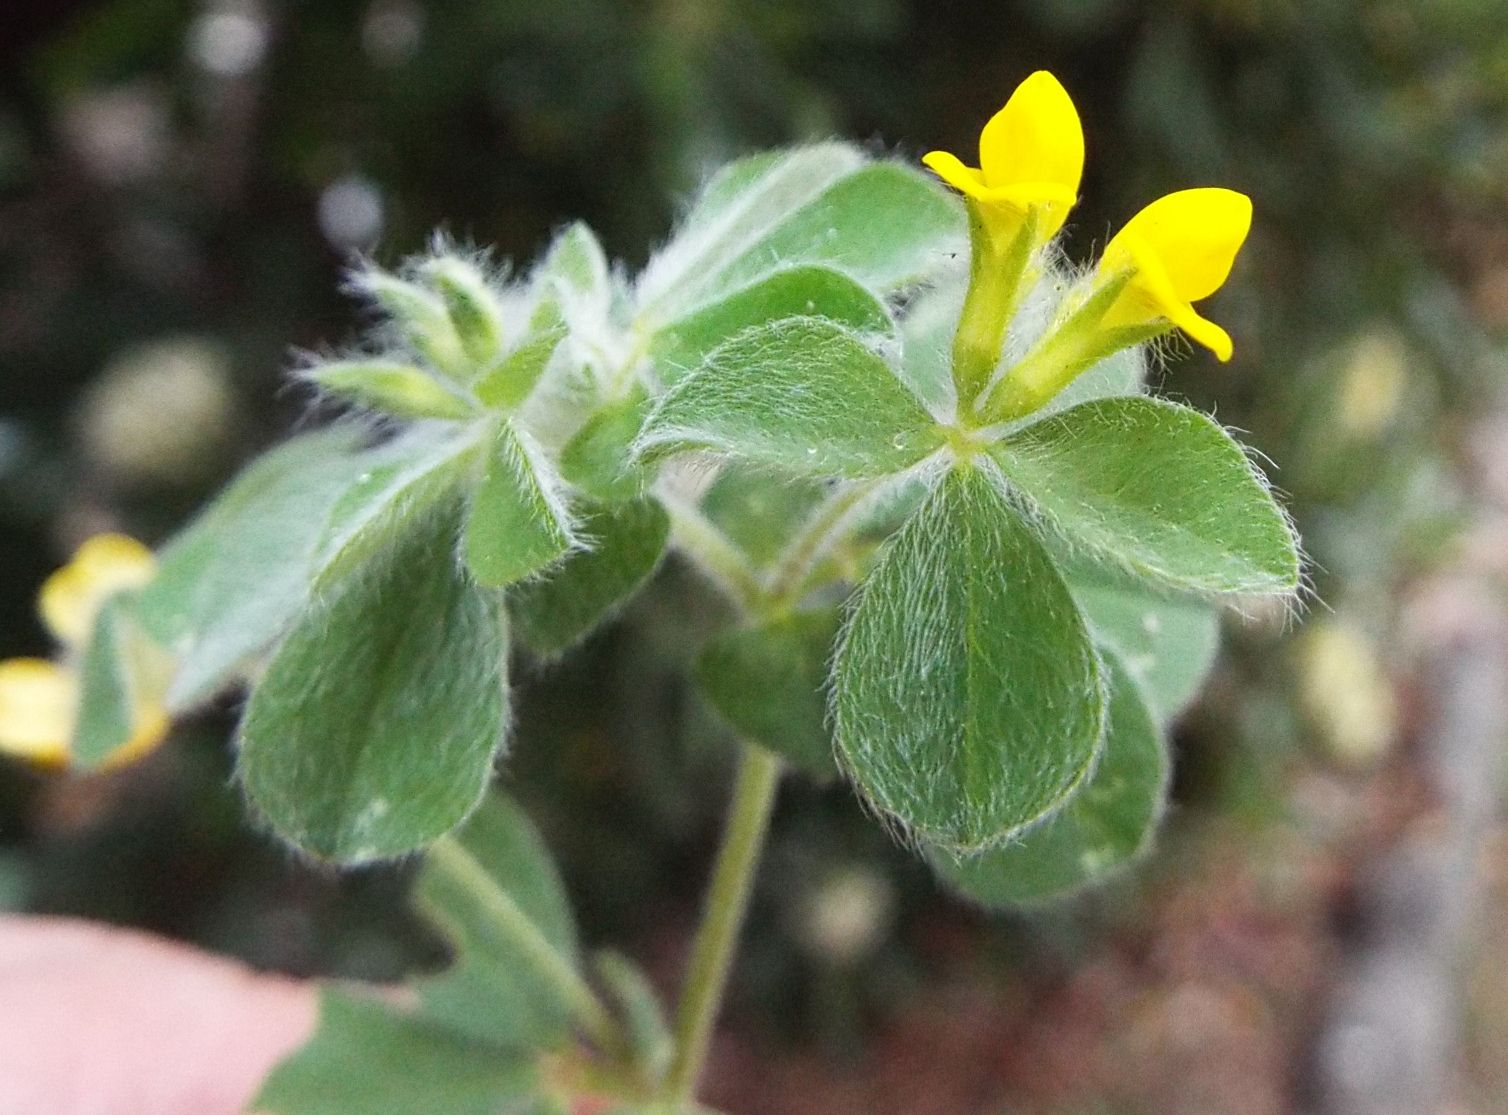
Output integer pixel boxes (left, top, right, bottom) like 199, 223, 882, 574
659, 491, 766, 613
952, 204, 1038, 417
427, 835, 621, 1054
664, 743, 783, 1101
766, 477, 881, 610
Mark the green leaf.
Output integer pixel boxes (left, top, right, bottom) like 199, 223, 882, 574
426, 257, 507, 366
238, 514, 508, 862
511, 497, 669, 655
696, 608, 840, 779
673, 150, 785, 235
991, 397, 1300, 596
833, 466, 1105, 851
638, 147, 961, 321
637, 145, 864, 317
464, 422, 577, 587
474, 327, 567, 411
1066, 564, 1220, 724
415, 795, 579, 1050
896, 273, 963, 413
352, 269, 470, 380
254, 989, 540, 1115
713, 162, 962, 297
559, 388, 654, 501
531, 221, 612, 332
649, 266, 892, 386
71, 596, 139, 769
596, 951, 673, 1085
317, 427, 479, 583
929, 652, 1169, 906
699, 467, 827, 567
307, 361, 474, 420
638, 318, 943, 478
137, 428, 372, 711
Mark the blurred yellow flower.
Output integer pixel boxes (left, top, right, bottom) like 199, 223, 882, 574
922, 71, 1083, 250
39, 533, 157, 646
0, 534, 167, 771
1097, 187, 1253, 362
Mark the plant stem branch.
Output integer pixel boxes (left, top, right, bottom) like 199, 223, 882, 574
952, 203, 1037, 416
664, 743, 783, 1102
766, 478, 880, 610
660, 491, 766, 613
427, 834, 621, 1055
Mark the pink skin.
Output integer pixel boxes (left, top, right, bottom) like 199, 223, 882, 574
0, 916, 317, 1115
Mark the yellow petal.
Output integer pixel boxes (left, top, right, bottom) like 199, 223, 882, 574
1166, 303, 1234, 363
921, 150, 986, 197
38, 533, 156, 648
977, 71, 1083, 232
1102, 188, 1252, 303
100, 703, 172, 771
0, 659, 75, 767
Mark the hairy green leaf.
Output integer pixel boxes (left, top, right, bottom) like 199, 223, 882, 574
637, 145, 864, 316
649, 266, 892, 386
474, 328, 567, 411
833, 466, 1105, 850
1067, 565, 1220, 724
929, 653, 1168, 906
713, 162, 961, 297
318, 427, 478, 582
511, 497, 669, 655
415, 794, 579, 1051
638, 318, 943, 478
699, 467, 828, 567
307, 361, 474, 420
896, 273, 963, 414
531, 221, 611, 332
353, 269, 470, 380
239, 514, 508, 862
992, 397, 1300, 595
426, 257, 507, 366
639, 146, 960, 322
464, 422, 576, 587
696, 608, 840, 779
137, 428, 372, 710
254, 989, 540, 1115
559, 388, 654, 501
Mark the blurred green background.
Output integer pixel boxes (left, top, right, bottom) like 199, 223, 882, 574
3, 2, 1508, 1112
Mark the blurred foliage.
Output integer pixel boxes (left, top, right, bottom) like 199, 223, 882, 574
2, 0, 1507, 1108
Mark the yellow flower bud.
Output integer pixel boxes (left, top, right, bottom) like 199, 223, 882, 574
0, 659, 75, 768
39, 533, 156, 648
1, 534, 170, 772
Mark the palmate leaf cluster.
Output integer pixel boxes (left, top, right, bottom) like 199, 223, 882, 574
76, 143, 1296, 1111
119, 137, 1300, 890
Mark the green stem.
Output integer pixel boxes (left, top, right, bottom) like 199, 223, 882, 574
979, 269, 1143, 424
428, 835, 621, 1055
951, 205, 1037, 417
660, 492, 765, 613
664, 743, 783, 1102
766, 477, 880, 610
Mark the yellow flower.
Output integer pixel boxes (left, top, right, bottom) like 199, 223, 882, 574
1096, 187, 1253, 362
922, 71, 1084, 249
0, 534, 168, 771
